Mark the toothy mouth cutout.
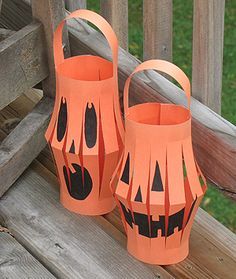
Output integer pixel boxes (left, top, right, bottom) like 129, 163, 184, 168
119, 198, 197, 238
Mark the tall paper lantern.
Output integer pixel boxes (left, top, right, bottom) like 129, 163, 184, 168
46, 10, 124, 215
111, 60, 207, 264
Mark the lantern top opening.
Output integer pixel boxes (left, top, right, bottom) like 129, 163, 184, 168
126, 102, 190, 127
56, 55, 113, 81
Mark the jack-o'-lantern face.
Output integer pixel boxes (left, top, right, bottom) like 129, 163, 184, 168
116, 152, 204, 239
46, 58, 124, 215
111, 102, 207, 264
45, 9, 125, 215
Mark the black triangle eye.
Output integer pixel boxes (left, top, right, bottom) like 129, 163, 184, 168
57, 98, 67, 142
134, 186, 142, 202
151, 161, 164, 191
85, 102, 97, 148
120, 153, 130, 184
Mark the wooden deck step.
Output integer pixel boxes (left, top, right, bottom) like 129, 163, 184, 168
0, 162, 171, 279
0, 159, 236, 279
0, 231, 55, 278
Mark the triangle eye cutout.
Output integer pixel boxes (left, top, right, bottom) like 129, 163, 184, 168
134, 186, 142, 202
151, 161, 164, 191
120, 153, 130, 184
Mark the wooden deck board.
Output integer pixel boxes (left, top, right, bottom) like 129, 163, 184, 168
104, 208, 236, 279
0, 53, 235, 279
1, 158, 236, 278
0, 162, 171, 279
0, 231, 55, 278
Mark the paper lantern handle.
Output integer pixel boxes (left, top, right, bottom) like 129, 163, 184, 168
53, 9, 118, 73
123, 60, 191, 116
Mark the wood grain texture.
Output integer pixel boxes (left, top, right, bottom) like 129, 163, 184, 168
143, 0, 172, 61
0, 231, 55, 278
67, 16, 236, 199
104, 207, 236, 279
0, 164, 171, 279
0, 0, 2, 14
100, 0, 128, 50
0, 97, 53, 197
32, 0, 69, 98
0, 22, 48, 110
1, 80, 236, 279
192, 0, 225, 114
65, 0, 86, 11
0, 0, 32, 30
0, 28, 15, 41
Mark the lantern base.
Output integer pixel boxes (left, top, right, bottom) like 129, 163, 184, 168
127, 236, 189, 265
60, 195, 116, 216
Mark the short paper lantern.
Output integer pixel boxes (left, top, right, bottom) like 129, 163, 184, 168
111, 60, 207, 265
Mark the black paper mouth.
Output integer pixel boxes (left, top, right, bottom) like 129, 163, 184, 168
119, 198, 196, 238
63, 163, 93, 200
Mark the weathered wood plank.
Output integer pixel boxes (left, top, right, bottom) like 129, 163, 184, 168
0, 231, 55, 278
67, 16, 236, 199
0, 0, 2, 14
0, 97, 53, 197
143, 0, 172, 61
0, 164, 172, 279
1, 90, 236, 278
0, 0, 32, 30
0, 22, 48, 110
65, 0, 86, 11
100, 0, 128, 50
32, 0, 69, 98
0, 28, 15, 41
104, 207, 236, 279
192, 0, 225, 114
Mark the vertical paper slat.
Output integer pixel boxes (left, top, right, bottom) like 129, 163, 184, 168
100, 0, 128, 50
143, 0, 172, 61
192, 0, 225, 114
65, 0, 86, 12
32, 0, 70, 98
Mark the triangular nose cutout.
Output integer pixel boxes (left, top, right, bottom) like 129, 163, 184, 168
134, 186, 142, 202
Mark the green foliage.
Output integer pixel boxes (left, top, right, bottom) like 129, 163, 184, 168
201, 184, 236, 233
87, 0, 236, 232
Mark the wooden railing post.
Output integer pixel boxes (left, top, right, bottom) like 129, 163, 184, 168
143, 0, 173, 61
100, 0, 128, 50
65, 0, 86, 12
32, 0, 70, 98
192, 0, 225, 114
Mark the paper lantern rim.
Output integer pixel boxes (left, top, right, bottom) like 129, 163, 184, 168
56, 55, 114, 82
125, 102, 191, 127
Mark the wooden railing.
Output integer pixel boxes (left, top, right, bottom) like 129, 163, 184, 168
0, 0, 235, 201
66, 0, 225, 114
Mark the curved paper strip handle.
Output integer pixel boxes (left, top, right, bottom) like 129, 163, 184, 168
54, 9, 118, 72
123, 60, 191, 116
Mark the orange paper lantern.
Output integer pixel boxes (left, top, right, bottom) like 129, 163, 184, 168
111, 60, 207, 265
46, 10, 124, 215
